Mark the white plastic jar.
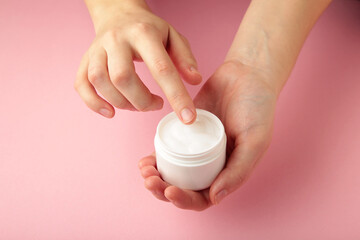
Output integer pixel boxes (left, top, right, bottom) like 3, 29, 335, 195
154, 109, 226, 191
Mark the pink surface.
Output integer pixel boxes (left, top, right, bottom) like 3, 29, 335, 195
1, 0, 360, 239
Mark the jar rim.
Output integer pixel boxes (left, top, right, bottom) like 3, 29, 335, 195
155, 109, 226, 157
155, 134, 226, 165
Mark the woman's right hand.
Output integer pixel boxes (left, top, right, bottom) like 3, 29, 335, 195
74, 0, 201, 123
139, 60, 278, 211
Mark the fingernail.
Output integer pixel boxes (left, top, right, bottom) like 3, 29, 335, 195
189, 66, 200, 74
99, 108, 112, 118
167, 197, 180, 206
171, 200, 181, 207
180, 108, 194, 123
154, 190, 163, 197
215, 189, 228, 205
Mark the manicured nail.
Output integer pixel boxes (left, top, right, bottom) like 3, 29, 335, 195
215, 189, 228, 205
180, 108, 194, 123
99, 108, 112, 118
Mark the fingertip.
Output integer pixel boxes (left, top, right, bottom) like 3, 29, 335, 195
75, 76, 116, 118
151, 95, 164, 110
138, 155, 156, 169
144, 176, 157, 191
164, 186, 184, 206
190, 75, 203, 85
179, 107, 197, 125
99, 107, 115, 118
164, 186, 178, 200
138, 160, 144, 169
209, 191, 217, 206
140, 166, 160, 179
165, 186, 210, 211
167, 28, 202, 86
184, 66, 202, 85
144, 176, 168, 190
144, 176, 170, 202
209, 182, 225, 205
214, 189, 228, 205
209, 171, 227, 205
208, 165, 245, 205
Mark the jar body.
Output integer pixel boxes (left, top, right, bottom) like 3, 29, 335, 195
155, 137, 226, 190
154, 109, 226, 191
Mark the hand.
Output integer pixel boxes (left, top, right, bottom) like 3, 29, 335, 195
139, 60, 278, 211
74, 0, 201, 123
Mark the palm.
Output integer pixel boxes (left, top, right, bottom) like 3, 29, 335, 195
195, 61, 276, 149
139, 61, 277, 211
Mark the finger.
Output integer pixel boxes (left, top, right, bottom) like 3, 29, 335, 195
74, 53, 115, 118
87, 47, 135, 111
164, 186, 211, 211
168, 27, 202, 85
140, 166, 160, 179
144, 176, 170, 202
105, 42, 163, 111
138, 154, 156, 169
209, 133, 270, 205
133, 34, 196, 124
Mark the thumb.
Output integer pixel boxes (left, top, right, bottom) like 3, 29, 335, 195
209, 135, 271, 205
167, 26, 202, 85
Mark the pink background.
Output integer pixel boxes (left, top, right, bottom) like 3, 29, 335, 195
1, 0, 360, 239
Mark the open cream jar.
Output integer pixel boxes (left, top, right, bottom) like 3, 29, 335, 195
154, 109, 226, 191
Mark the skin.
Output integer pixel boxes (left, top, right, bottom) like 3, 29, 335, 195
75, 0, 201, 123
139, 0, 332, 211
76, 0, 332, 211
139, 60, 277, 210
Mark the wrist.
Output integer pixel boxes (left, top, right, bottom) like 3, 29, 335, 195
224, 0, 331, 98
225, 46, 289, 98
85, 0, 150, 33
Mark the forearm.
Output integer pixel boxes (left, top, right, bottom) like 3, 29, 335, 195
226, 0, 331, 95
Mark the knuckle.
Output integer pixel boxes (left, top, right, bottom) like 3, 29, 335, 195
88, 67, 106, 85
153, 59, 173, 75
131, 22, 156, 38
111, 69, 132, 87
168, 91, 186, 104
103, 29, 119, 42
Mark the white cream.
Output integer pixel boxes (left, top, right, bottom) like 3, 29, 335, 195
155, 109, 226, 190
158, 113, 220, 154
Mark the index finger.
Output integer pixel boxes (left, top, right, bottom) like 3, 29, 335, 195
133, 36, 196, 124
